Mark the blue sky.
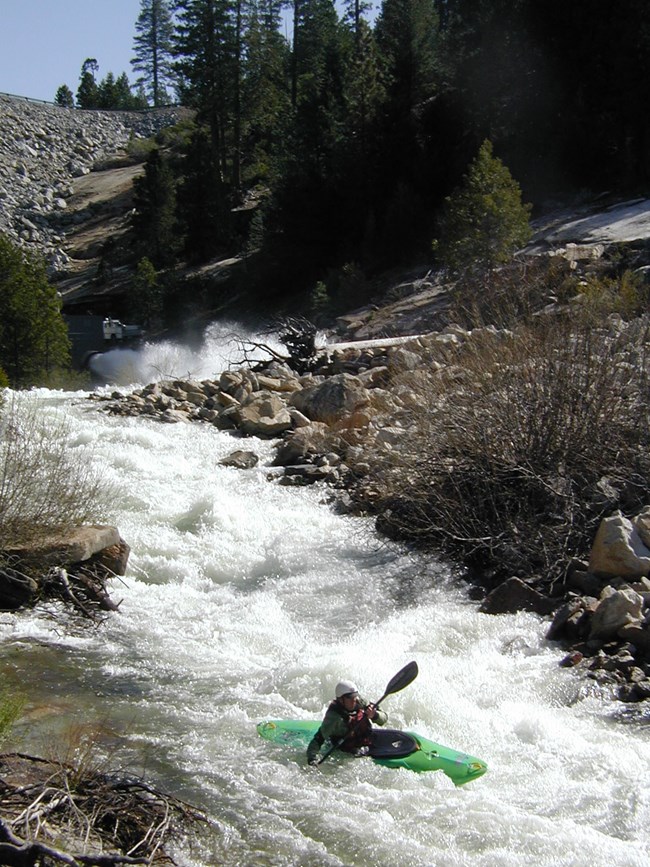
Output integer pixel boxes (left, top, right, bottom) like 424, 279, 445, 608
1, 0, 142, 102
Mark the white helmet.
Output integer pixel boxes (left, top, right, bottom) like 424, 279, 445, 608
335, 680, 359, 698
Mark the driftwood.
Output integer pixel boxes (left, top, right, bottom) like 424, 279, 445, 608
0, 753, 206, 866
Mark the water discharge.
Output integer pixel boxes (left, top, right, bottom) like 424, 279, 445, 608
1, 333, 649, 866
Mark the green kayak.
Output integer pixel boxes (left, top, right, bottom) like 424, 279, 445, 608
257, 720, 487, 786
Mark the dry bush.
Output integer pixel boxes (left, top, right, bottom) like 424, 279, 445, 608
449, 256, 576, 330
365, 316, 650, 587
0, 721, 205, 865
0, 396, 116, 547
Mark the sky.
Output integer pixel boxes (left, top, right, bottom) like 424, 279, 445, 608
0, 0, 143, 103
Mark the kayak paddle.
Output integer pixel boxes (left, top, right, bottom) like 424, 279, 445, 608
316, 660, 419, 765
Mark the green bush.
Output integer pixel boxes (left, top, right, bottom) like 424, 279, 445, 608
0, 688, 24, 745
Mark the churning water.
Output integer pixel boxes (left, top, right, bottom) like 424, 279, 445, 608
1, 332, 649, 866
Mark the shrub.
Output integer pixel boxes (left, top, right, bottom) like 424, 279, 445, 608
450, 257, 575, 330
0, 395, 116, 547
363, 316, 650, 586
0, 688, 24, 745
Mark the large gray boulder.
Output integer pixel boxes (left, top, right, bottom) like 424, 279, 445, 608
289, 373, 370, 424
4, 525, 122, 570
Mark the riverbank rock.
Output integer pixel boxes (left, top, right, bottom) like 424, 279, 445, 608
0, 525, 128, 616
588, 511, 650, 578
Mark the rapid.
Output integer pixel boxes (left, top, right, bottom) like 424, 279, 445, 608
1, 328, 649, 867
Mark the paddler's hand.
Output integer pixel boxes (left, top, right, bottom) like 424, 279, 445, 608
365, 703, 378, 720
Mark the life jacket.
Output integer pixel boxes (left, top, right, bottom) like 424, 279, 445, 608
329, 699, 373, 752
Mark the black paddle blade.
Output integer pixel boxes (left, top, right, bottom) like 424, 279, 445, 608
376, 660, 418, 706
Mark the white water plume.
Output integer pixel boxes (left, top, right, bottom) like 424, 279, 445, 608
88, 320, 289, 387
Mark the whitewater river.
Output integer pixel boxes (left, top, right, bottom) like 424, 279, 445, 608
1, 331, 649, 866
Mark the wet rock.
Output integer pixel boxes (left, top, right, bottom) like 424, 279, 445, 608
220, 449, 259, 469
479, 577, 557, 616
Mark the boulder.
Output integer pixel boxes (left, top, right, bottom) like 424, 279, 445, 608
589, 585, 644, 641
588, 511, 650, 578
91, 540, 131, 577
635, 507, 650, 549
220, 450, 260, 469
479, 577, 556, 616
4, 525, 122, 571
289, 373, 370, 424
0, 570, 39, 609
234, 391, 293, 437
272, 422, 333, 466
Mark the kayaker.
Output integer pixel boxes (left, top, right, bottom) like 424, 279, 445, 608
307, 679, 388, 765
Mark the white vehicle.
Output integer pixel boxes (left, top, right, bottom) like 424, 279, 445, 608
102, 317, 143, 342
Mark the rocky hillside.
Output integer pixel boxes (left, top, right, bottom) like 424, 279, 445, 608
0, 94, 188, 301
2, 92, 650, 340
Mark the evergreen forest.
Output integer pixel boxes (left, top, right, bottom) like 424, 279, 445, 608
57, 0, 650, 323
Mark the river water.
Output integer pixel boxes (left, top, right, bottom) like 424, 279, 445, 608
1, 331, 649, 866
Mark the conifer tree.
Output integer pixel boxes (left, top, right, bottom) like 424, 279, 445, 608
435, 139, 532, 271
132, 0, 176, 106
0, 235, 70, 387
132, 149, 179, 267
174, 0, 238, 181
375, 0, 439, 111
241, 0, 291, 182
76, 58, 99, 109
54, 84, 74, 108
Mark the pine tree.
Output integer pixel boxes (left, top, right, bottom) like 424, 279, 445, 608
375, 0, 439, 111
174, 0, 238, 182
76, 58, 99, 109
240, 0, 291, 183
0, 235, 70, 387
54, 84, 75, 108
177, 127, 231, 261
435, 139, 532, 271
132, 149, 179, 267
132, 0, 176, 106
129, 257, 164, 326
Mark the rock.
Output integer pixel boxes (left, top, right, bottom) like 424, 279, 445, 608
289, 373, 370, 424
272, 422, 333, 466
220, 450, 260, 469
234, 391, 293, 437
479, 577, 557, 616
589, 585, 644, 641
0, 569, 39, 609
3, 525, 121, 571
283, 464, 330, 484
560, 650, 584, 667
546, 597, 588, 640
635, 507, 650, 548
92, 540, 130, 577
588, 511, 650, 578
617, 623, 650, 655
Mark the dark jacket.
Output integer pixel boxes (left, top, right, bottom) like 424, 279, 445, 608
307, 697, 388, 763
